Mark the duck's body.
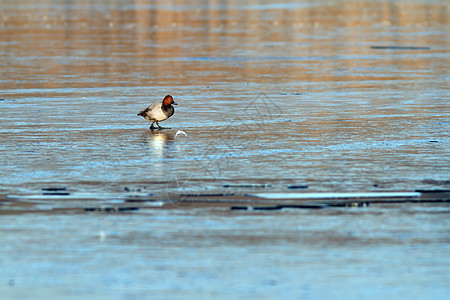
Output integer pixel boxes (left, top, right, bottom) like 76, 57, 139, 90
138, 95, 177, 129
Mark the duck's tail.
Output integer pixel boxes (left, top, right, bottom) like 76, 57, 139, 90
137, 109, 147, 117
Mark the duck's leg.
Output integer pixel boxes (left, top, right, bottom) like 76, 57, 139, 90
150, 122, 155, 129
155, 121, 171, 129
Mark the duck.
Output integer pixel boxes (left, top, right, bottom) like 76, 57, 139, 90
137, 95, 177, 129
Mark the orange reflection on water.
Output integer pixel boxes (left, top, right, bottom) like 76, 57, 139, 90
0, 0, 448, 93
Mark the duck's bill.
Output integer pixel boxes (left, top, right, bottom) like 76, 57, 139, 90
173, 102, 178, 105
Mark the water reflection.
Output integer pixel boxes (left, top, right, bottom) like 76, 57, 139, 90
0, 0, 448, 191
0, 0, 447, 92
145, 128, 178, 159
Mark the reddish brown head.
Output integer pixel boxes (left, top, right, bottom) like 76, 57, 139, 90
162, 95, 177, 106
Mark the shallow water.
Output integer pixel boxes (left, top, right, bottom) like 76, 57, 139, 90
0, 0, 449, 298
1, 0, 449, 194
1, 204, 450, 299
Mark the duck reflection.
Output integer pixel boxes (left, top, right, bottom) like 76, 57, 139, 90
145, 128, 180, 159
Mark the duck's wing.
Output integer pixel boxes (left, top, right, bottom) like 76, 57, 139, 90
137, 106, 150, 117
137, 103, 158, 116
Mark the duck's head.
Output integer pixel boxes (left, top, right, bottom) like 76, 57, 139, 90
163, 95, 177, 106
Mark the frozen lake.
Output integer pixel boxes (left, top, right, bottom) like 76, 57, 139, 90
0, 0, 449, 298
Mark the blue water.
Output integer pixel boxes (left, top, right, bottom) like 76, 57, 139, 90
0, 0, 449, 299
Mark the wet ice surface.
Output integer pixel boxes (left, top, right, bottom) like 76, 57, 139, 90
1, 205, 450, 299
0, 0, 449, 298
